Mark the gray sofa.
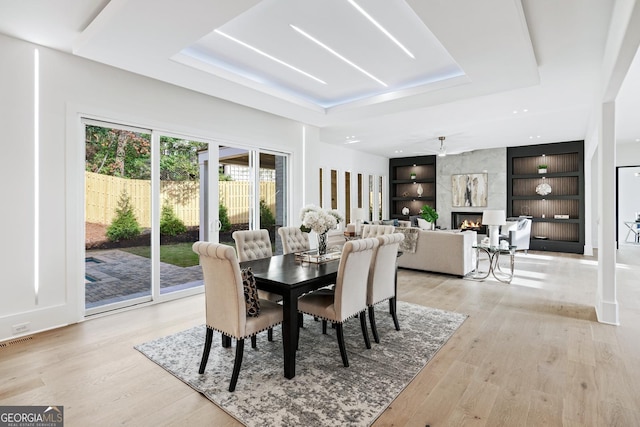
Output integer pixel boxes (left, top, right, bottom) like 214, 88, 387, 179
396, 228, 477, 276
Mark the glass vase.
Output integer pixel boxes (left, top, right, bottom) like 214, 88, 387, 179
318, 232, 328, 255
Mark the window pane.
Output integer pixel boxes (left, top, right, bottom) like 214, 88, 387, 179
85, 124, 151, 311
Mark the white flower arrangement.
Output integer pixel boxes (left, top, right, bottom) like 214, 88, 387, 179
299, 204, 343, 234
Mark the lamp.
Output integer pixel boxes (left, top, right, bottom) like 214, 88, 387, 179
482, 209, 506, 249
351, 207, 368, 234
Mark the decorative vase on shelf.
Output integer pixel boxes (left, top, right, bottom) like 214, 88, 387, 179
317, 232, 328, 255
410, 172, 417, 180
416, 184, 424, 197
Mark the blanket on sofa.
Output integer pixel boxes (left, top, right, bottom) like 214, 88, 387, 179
395, 227, 419, 253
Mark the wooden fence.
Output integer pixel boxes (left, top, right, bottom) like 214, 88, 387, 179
85, 171, 275, 227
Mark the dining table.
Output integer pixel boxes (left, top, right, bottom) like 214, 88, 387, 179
239, 252, 340, 379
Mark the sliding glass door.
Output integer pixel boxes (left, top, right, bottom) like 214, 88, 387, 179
84, 119, 288, 314
158, 135, 210, 295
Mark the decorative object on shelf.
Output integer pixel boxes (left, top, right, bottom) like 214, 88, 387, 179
554, 214, 569, 219
300, 205, 344, 255
521, 205, 530, 216
452, 173, 488, 207
401, 206, 410, 216
410, 172, 417, 180
533, 236, 548, 240
420, 205, 438, 230
535, 182, 552, 196
482, 209, 506, 249
402, 191, 409, 197
538, 164, 548, 174
416, 184, 424, 197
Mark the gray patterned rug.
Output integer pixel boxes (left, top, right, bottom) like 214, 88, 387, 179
135, 302, 467, 426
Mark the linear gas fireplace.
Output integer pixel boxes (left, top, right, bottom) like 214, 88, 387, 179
451, 211, 487, 235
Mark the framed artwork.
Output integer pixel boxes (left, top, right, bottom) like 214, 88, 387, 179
452, 173, 488, 207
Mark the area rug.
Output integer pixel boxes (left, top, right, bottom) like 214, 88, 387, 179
135, 302, 467, 426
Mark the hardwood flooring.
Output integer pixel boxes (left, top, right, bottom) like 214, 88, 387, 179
1, 246, 639, 426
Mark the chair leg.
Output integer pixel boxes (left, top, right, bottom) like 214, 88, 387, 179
390, 297, 400, 331
298, 312, 304, 328
229, 339, 245, 392
199, 328, 213, 374
360, 311, 371, 349
322, 320, 328, 334
268, 328, 273, 341
368, 306, 380, 344
336, 323, 349, 367
251, 335, 257, 349
222, 334, 231, 348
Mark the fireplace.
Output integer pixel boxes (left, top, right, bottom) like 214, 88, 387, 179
451, 211, 487, 235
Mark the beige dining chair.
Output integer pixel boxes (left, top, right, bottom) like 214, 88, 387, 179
367, 233, 404, 343
361, 224, 395, 238
192, 241, 283, 392
297, 238, 378, 367
277, 226, 310, 254
232, 229, 280, 303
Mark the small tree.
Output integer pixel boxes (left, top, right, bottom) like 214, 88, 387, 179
219, 203, 231, 232
106, 190, 141, 241
260, 199, 275, 228
160, 202, 187, 236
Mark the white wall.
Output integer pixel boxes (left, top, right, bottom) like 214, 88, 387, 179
0, 33, 356, 341
303, 126, 389, 222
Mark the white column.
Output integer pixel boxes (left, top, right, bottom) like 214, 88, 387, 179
596, 102, 619, 324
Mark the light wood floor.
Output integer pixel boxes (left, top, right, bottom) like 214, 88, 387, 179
2, 246, 639, 426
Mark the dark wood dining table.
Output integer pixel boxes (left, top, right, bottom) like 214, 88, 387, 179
239, 253, 340, 379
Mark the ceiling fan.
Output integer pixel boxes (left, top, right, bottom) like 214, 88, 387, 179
409, 135, 471, 157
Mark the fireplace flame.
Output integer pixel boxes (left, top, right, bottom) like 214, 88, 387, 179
460, 219, 482, 229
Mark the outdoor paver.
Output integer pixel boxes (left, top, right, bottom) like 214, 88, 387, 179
85, 249, 203, 308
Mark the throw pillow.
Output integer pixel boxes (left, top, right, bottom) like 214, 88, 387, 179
241, 268, 260, 317
382, 219, 395, 226
409, 215, 421, 227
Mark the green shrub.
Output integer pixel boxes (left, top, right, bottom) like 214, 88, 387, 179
160, 203, 187, 236
260, 199, 275, 228
106, 190, 141, 241
219, 203, 231, 232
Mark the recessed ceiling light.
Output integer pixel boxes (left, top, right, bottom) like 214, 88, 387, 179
523, 109, 528, 112
513, 110, 518, 114
636, 138, 640, 142
290, 24, 387, 87
347, 0, 415, 59
214, 29, 327, 85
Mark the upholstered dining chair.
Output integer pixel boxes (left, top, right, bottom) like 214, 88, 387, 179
192, 241, 283, 392
361, 224, 395, 238
297, 238, 378, 367
277, 226, 310, 254
367, 233, 404, 343
232, 229, 280, 303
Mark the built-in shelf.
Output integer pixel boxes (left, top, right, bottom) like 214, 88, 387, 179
389, 155, 437, 219
507, 141, 584, 253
